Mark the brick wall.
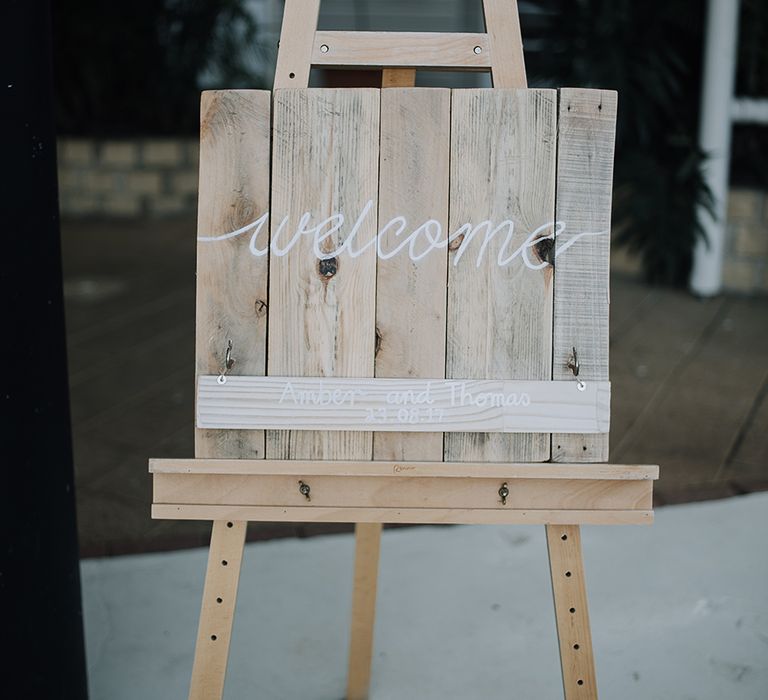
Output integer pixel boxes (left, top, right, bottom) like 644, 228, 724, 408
723, 189, 768, 294
58, 139, 199, 217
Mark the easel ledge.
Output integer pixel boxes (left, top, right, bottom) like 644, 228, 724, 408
150, 459, 657, 526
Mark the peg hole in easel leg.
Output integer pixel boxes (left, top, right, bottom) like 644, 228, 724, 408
221, 560, 228, 566
561, 534, 568, 541
216, 597, 223, 604
289, 72, 295, 79
573, 644, 580, 650
227, 521, 233, 528
565, 571, 572, 577
578, 679, 584, 685
569, 607, 576, 613
211, 635, 217, 641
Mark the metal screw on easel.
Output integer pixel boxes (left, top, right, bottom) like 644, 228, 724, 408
498, 482, 510, 505
298, 481, 311, 501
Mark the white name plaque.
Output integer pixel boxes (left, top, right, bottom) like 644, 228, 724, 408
197, 377, 610, 434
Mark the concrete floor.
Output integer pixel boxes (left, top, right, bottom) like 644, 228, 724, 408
61, 217, 768, 556
81, 492, 768, 700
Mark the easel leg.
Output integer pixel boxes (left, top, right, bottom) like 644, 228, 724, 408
546, 525, 598, 700
346, 522, 382, 700
345, 64, 415, 700
189, 520, 247, 700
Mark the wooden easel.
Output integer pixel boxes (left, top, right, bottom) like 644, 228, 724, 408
150, 2, 657, 698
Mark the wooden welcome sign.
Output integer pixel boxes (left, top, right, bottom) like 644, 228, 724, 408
150, 2, 657, 699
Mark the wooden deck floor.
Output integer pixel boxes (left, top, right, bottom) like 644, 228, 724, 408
62, 217, 768, 557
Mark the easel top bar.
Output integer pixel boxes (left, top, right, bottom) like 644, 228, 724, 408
311, 31, 491, 70
274, 0, 526, 89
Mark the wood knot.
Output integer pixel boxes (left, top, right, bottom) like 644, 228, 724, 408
318, 257, 338, 279
254, 299, 267, 317
448, 233, 465, 252
534, 238, 555, 266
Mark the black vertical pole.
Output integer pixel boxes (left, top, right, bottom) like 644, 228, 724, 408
0, 1, 89, 698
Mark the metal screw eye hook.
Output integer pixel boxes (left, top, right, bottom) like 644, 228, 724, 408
298, 481, 311, 501
567, 347, 580, 377
217, 340, 235, 385
567, 347, 586, 391
498, 482, 510, 506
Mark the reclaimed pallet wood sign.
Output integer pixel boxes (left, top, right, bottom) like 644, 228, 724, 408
195, 87, 617, 455
153, 7, 660, 696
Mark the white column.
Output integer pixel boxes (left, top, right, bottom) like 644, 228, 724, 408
690, 0, 741, 296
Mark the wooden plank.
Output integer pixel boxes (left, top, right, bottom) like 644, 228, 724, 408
195, 90, 271, 460
616, 297, 768, 480
150, 459, 659, 481
197, 377, 610, 433
347, 522, 382, 700
481, 0, 527, 88
349, 80, 448, 700
188, 520, 247, 700
374, 87, 450, 459
153, 504, 654, 526
154, 473, 653, 510
445, 88, 558, 462
273, 0, 320, 88
311, 31, 490, 70
266, 88, 380, 460
609, 290, 725, 447
189, 89, 270, 700
546, 525, 597, 700
552, 88, 617, 463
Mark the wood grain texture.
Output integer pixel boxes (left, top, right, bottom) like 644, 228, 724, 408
195, 90, 271, 460
196, 376, 610, 433
273, 0, 320, 89
150, 459, 659, 481
154, 473, 652, 511
348, 78, 442, 700
267, 88, 380, 460
552, 89, 617, 463
546, 525, 598, 699
481, 0, 527, 88
188, 520, 246, 700
445, 88, 557, 462
153, 504, 653, 526
347, 522, 381, 700
312, 31, 490, 70
374, 88, 450, 460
